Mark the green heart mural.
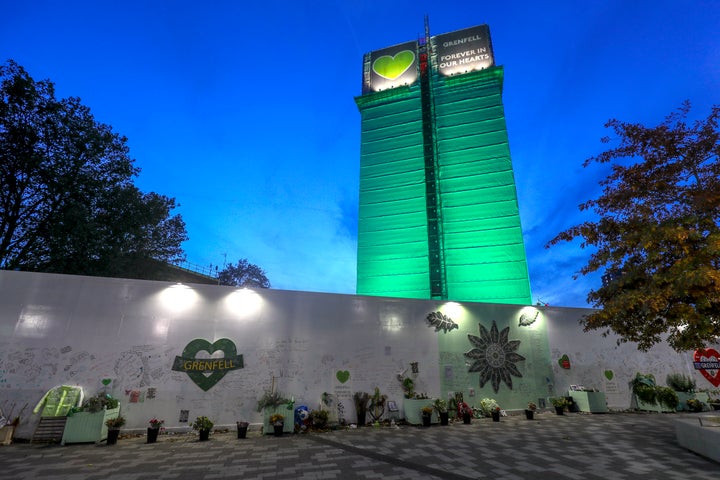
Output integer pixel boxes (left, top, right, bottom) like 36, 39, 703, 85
172, 338, 244, 391
101, 378, 112, 386
372, 51, 415, 80
336, 370, 350, 384
604, 370, 614, 381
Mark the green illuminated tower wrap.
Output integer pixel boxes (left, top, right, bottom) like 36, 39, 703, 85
356, 25, 532, 304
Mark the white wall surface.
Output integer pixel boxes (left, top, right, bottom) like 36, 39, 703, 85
0, 270, 715, 440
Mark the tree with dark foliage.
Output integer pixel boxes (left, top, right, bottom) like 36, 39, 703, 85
548, 102, 720, 352
0, 60, 188, 277
217, 259, 270, 288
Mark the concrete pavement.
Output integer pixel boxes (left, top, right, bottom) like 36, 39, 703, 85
1, 411, 719, 479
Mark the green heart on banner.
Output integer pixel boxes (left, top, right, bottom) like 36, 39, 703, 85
336, 370, 350, 384
171, 338, 244, 391
604, 370, 614, 381
101, 378, 112, 386
372, 51, 415, 80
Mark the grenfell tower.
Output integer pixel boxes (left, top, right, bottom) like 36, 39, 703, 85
355, 23, 532, 304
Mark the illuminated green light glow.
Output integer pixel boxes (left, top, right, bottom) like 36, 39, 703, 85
356, 65, 531, 304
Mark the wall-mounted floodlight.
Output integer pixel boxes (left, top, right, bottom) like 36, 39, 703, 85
159, 284, 198, 312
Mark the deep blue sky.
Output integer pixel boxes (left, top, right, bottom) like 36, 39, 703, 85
2, 1, 718, 307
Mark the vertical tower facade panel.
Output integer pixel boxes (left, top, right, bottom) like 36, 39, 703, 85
356, 86, 431, 299
356, 25, 532, 305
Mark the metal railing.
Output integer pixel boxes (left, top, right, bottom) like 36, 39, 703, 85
170, 260, 219, 278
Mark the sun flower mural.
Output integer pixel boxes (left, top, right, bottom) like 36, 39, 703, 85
465, 320, 525, 393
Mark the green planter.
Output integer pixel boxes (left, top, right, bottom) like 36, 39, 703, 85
403, 399, 438, 425
569, 391, 608, 413
61, 407, 120, 444
263, 406, 293, 435
675, 392, 694, 411
633, 396, 674, 413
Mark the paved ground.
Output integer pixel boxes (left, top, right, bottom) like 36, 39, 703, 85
1, 411, 719, 479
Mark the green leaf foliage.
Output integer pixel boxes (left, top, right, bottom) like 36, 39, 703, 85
0, 60, 188, 278
548, 102, 720, 351
217, 259, 270, 288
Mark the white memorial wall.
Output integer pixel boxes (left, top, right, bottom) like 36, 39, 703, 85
0, 270, 713, 439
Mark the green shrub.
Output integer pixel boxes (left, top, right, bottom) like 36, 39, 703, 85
656, 387, 679, 410
666, 373, 696, 392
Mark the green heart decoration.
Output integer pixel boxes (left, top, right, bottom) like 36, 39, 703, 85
171, 338, 244, 391
101, 378, 112, 386
604, 370, 614, 381
372, 51, 415, 80
336, 370, 350, 384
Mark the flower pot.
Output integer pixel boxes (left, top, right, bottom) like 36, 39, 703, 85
106, 429, 120, 445
462, 413, 472, 424
491, 411, 500, 422
147, 427, 159, 444
555, 406, 564, 415
273, 424, 284, 437
525, 409, 535, 420
237, 423, 248, 439
439, 412, 449, 426
199, 429, 210, 441
422, 414, 432, 427
356, 411, 366, 427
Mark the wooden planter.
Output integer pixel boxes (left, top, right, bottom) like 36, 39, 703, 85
61, 407, 120, 444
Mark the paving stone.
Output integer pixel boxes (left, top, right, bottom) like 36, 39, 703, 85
1, 413, 719, 479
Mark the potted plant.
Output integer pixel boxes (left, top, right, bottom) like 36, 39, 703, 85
191, 416, 214, 441
236, 421, 249, 439
105, 416, 125, 445
479, 398, 499, 418
147, 418, 164, 443
708, 395, 720, 411
368, 387, 387, 423
666, 373, 696, 411
686, 398, 704, 412
353, 391, 369, 427
400, 376, 416, 399
421, 406, 433, 427
525, 402, 537, 420
433, 398, 449, 426
551, 397, 569, 415
656, 386, 680, 411
257, 389, 292, 435
310, 409, 329, 429
269, 413, 284, 437
458, 402, 473, 424
62, 393, 121, 445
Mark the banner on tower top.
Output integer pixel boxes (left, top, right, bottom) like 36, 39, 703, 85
362, 40, 418, 94
433, 24, 494, 77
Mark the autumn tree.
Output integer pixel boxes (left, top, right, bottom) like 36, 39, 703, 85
548, 102, 720, 351
0, 60, 188, 276
217, 259, 270, 288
